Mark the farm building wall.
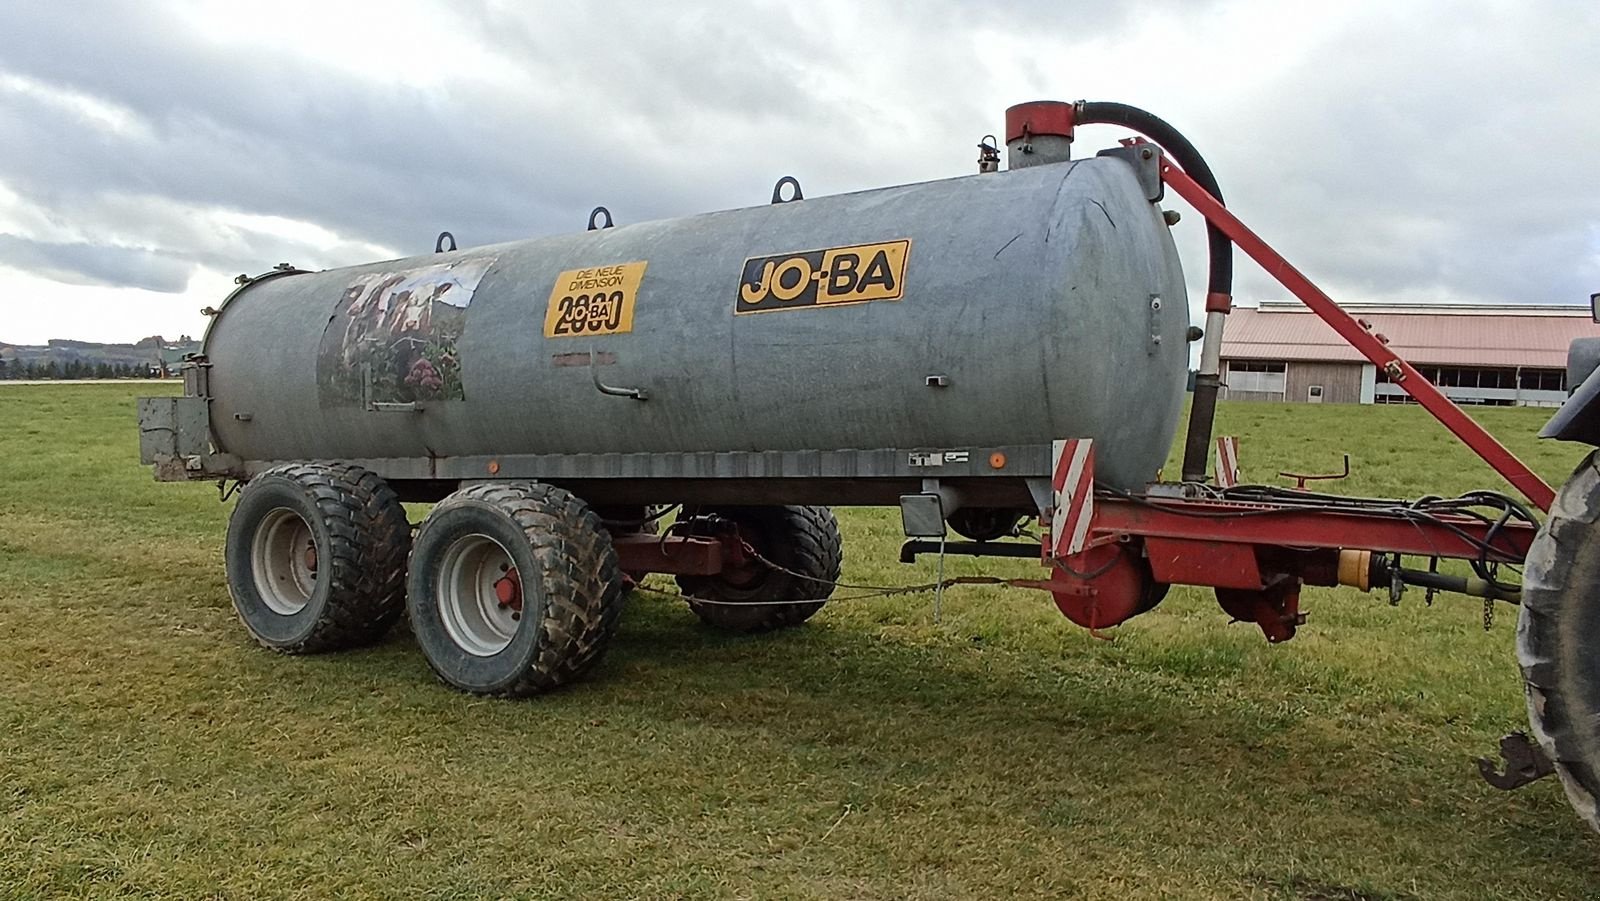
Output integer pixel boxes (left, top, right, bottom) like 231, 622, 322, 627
1219, 360, 1362, 403
1223, 389, 1285, 401
1286, 361, 1362, 404
1218, 360, 1286, 401
1217, 301, 1592, 407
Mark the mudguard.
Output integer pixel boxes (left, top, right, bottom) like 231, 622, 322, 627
1540, 337, 1600, 444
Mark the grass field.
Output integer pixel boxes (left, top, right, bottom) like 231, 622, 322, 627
2, 383, 1597, 899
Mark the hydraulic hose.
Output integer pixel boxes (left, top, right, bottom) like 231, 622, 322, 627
1076, 102, 1232, 483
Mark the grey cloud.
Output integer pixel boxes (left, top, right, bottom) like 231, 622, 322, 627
0, 2, 882, 256
1200, 4, 1600, 306
0, 234, 193, 293
0, 0, 1595, 314
879, 0, 1202, 36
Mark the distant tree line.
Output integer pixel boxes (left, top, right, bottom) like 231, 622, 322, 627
0, 359, 161, 380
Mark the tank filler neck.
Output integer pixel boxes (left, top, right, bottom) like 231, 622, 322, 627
1004, 100, 1079, 169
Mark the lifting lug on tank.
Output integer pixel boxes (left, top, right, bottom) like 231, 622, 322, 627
976, 135, 1000, 174
770, 176, 804, 204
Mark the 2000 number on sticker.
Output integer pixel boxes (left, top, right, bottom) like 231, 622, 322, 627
545, 261, 648, 337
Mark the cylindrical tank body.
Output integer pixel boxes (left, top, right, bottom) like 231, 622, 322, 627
204, 157, 1190, 490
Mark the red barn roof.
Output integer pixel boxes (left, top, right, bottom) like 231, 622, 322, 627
1219, 302, 1595, 369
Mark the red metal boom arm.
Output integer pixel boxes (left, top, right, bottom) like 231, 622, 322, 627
1153, 150, 1557, 512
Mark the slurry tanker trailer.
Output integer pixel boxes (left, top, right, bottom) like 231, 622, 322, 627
139, 100, 1600, 831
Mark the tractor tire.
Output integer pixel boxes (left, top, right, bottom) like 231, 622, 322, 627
1520, 449, 1600, 833
224, 462, 410, 654
677, 505, 843, 633
406, 482, 625, 697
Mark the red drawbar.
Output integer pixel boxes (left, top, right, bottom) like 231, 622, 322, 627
1005, 101, 1077, 143
1094, 496, 1534, 563
611, 533, 726, 576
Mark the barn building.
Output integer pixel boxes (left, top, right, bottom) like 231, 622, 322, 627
1218, 301, 1594, 407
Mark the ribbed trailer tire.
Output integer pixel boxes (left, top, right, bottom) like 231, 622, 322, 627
1519, 449, 1600, 833
224, 462, 410, 654
406, 483, 625, 697
678, 505, 843, 633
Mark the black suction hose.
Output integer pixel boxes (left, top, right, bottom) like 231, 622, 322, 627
1077, 102, 1232, 483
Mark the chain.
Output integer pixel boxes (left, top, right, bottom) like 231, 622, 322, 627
628, 533, 1119, 608
630, 540, 1035, 607
632, 574, 1025, 607
741, 543, 934, 594
1481, 561, 1498, 630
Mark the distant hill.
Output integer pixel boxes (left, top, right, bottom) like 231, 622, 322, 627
0, 335, 202, 379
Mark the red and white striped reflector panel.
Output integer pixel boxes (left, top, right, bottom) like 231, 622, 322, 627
1215, 436, 1240, 488
1051, 438, 1095, 558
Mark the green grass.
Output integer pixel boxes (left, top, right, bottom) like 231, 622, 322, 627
1, 383, 1596, 899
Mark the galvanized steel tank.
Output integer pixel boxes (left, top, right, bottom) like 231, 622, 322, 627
203, 155, 1190, 490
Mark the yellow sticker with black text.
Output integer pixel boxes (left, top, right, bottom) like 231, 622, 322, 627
736, 240, 910, 314
544, 261, 647, 337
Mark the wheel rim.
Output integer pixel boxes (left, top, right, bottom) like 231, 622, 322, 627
710, 519, 773, 598
436, 534, 524, 657
251, 508, 318, 615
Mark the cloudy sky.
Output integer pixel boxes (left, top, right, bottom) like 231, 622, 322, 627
0, 0, 1596, 344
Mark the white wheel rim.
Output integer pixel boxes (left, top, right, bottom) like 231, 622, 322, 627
252, 508, 317, 615
436, 534, 523, 657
